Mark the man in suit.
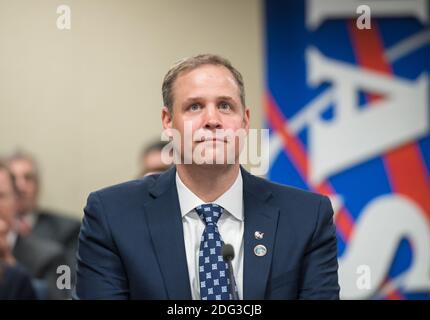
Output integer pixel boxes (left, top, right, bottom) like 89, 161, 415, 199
0, 160, 68, 299
75, 54, 339, 300
0, 164, 35, 300
7, 152, 81, 286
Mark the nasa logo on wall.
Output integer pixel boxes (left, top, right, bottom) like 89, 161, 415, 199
265, 0, 430, 300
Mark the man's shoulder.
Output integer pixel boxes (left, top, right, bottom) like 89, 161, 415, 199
245, 173, 333, 233
36, 209, 81, 230
88, 173, 163, 209
15, 232, 64, 258
245, 172, 326, 206
95, 174, 159, 196
14, 233, 66, 276
34, 210, 81, 245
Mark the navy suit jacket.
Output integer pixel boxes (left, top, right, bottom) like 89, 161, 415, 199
74, 166, 339, 299
0, 263, 37, 300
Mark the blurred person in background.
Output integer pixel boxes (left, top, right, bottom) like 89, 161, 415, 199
7, 152, 80, 272
0, 162, 36, 299
6, 152, 76, 299
138, 140, 173, 177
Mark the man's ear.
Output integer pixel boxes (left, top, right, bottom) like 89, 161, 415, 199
243, 107, 250, 134
161, 106, 172, 129
161, 106, 174, 139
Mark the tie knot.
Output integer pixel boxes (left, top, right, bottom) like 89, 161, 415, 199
195, 203, 224, 226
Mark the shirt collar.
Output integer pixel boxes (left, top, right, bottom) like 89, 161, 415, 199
176, 169, 243, 221
7, 231, 18, 249
23, 211, 37, 228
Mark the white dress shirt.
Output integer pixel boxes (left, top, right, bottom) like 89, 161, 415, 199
176, 170, 244, 300
6, 231, 17, 249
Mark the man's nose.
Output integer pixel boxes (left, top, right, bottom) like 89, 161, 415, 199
15, 177, 27, 192
204, 105, 222, 130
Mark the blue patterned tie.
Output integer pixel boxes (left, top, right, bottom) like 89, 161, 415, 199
195, 203, 233, 300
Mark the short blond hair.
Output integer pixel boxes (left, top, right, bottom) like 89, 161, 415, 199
162, 54, 245, 113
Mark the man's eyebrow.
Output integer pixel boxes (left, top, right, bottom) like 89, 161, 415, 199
182, 96, 237, 104
217, 96, 235, 102
183, 97, 203, 104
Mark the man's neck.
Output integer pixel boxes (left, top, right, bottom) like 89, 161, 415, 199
176, 164, 240, 203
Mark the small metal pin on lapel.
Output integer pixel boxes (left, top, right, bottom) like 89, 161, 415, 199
254, 244, 267, 257
254, 231, 264, 240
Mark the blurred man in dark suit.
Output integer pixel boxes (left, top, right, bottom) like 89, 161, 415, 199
7, 152, 80, 280
0, 162, 35, 299
138, 140, 173, 178
1, 156, 71, 299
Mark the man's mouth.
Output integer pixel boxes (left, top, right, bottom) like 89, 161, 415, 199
196, 136, 227, 143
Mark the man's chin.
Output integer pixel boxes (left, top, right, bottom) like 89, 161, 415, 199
192, 154, 238, 166
18, 205, 32, 215
191, 162, 237, 170
178, 146, 239, 165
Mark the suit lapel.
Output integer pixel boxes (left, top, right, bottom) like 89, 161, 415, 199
241, 168, 280, 300
144, 167, 192, 299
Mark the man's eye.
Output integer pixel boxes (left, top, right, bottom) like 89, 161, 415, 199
24, 174, 35, 182
219, 102, 231, 110
189, 104, 201, 111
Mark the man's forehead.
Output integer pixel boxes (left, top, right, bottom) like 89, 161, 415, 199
173, 66, 240, 100
10, 158, 34, 170
175, 65, 237, 86
183, 95, 237, 103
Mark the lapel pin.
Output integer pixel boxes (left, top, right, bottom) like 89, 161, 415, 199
254, 231, 264, 240
254, 244, 267, 257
